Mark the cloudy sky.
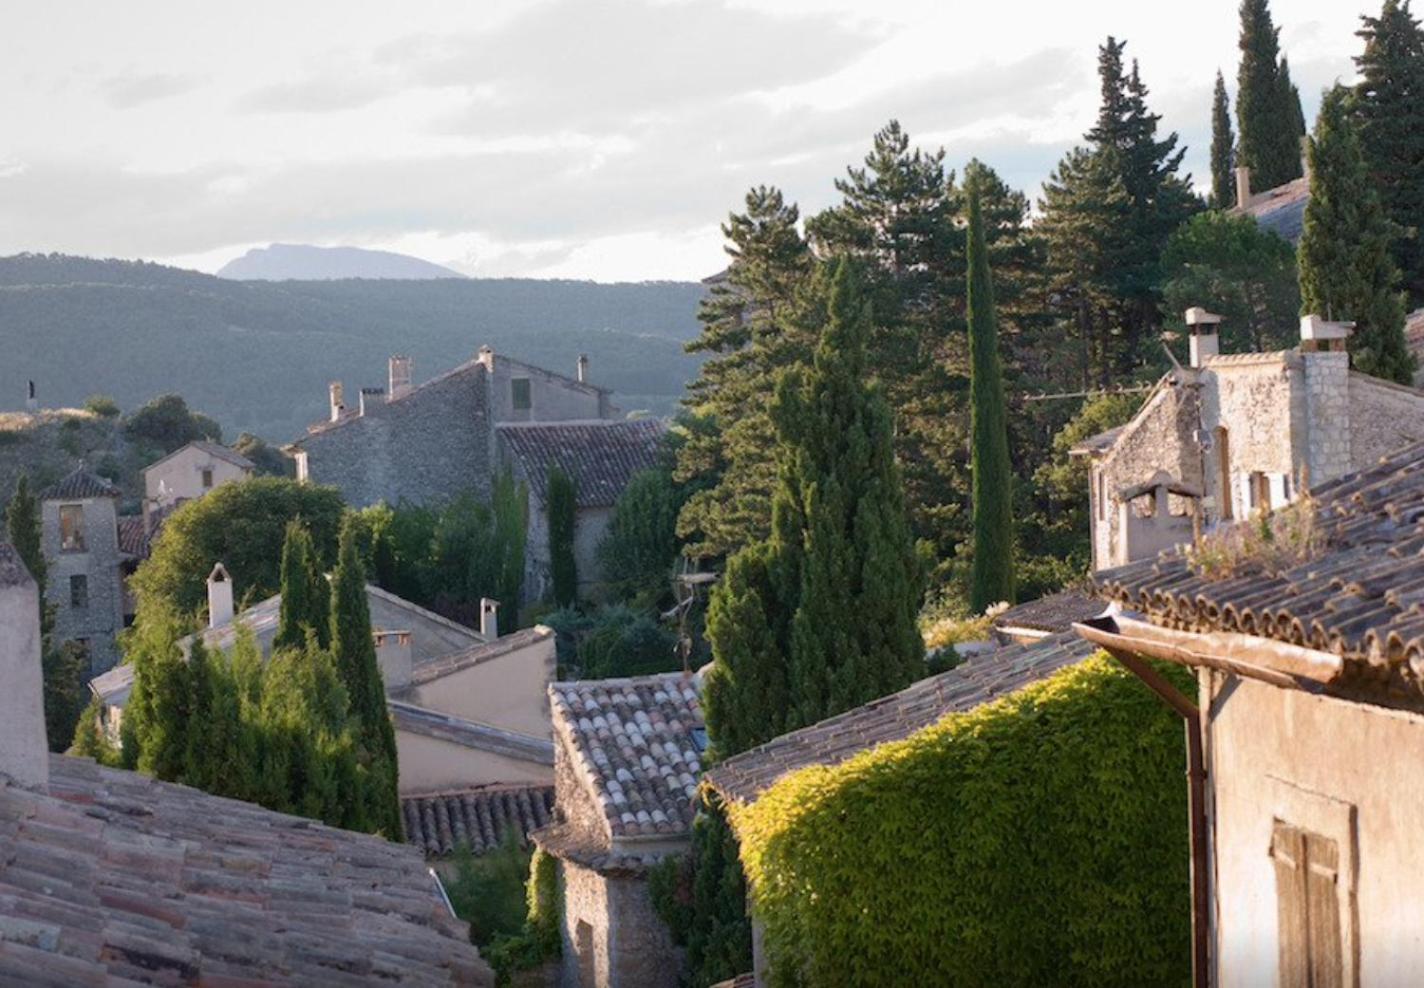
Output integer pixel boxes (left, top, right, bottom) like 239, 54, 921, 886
0, 0, 1362, 281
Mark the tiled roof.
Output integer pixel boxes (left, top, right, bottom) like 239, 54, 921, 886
0, 754, 491, 986
389, 700, 554, 766
704, 633, 1099, 804
1235, 176, 1309, 244
1070, 424, 1124, 456
402, 785, 554, 858
1095, 440, 1424, 704
116, 515, 151, 558
144, 439, 255, 474
530, 823, 671, 877
993, 591, 1105, 636
0, 542, 33, 589
40, 466, 119, 500
405, 626, 553, 688
498, 419, 667, 508
549, 672, 704, 838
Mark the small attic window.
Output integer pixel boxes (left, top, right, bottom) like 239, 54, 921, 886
201, 468, 214, 489
512, 378, 532, 411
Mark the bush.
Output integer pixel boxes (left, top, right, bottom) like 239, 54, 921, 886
483, 847, 563, 986
83, 394, 121, 418
729, 655, 1192, 987
579, 606, 680, 679
123, 393, 222, 453
445, 835, 533, 947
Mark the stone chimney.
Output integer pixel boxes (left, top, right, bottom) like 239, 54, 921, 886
328, 381, 346, 423
207, 562, 235, 629
477, 345, 495, 372
374, 629, 413, 691
1185, 307, 1224, 367
388, 355, 413, 400
1235, 165, 1252, 209
577, 354, 589, 384
25, 380, 37, 413
358, 387, 385, 416
480, 597, 499, 640
1300, 315, 1355, 487
0, 543, 48, 788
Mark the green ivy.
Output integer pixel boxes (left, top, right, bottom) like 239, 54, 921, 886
728, 654, 1192, 987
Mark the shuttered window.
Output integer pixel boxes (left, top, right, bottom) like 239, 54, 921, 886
1270, 820, 1343, 988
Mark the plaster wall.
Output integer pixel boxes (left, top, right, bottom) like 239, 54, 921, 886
406, 635, 555, 740
43, 496, 123, 673
0, 571, 47, 787
144, 447, 250, 511
485, 354, 611, 426
394, 729, 553, 794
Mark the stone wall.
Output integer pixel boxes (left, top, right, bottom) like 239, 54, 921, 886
603, 872, 684, 988
560, 861, 612, 988
1302, 351, 1352, 487
0, 552, 47, 787
43, 496, 123, 673
1347, 373, 1424, 470
1203, 356, 1302, 518
553, 733, 610, 846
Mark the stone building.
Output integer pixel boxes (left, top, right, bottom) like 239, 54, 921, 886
1074, 312, 1424, 571
142, 439, 254, 530
1082, 440, 1424, 987
533, 672, 705, 988
40, 466, 129, 674
0, 541, 493, 985
1230, 142, 1311, 246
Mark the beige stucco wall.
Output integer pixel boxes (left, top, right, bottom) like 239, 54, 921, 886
394, 729, 553, 794
1203, 671, 1424, 986
0, 570, 48, 787
406, 635, 555, 740
143, 446, 250, 509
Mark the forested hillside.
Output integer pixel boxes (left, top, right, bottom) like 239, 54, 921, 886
0, 254, 706, 440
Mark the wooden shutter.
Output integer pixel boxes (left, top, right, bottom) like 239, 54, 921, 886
1270, 820, 1343, 988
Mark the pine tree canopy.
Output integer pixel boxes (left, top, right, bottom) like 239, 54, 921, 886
1211, 71, 1236, 209
1237, 0, 1305, 190
1299, 85, 1416, 385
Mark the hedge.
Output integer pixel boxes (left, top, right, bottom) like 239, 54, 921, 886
727, 654, 1192, 987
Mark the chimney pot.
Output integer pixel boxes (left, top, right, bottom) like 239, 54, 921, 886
207, 562, 234, 629
388, 355, 413, 400
1299, 314, 1354, 352
328, 381, 345, 423
478, 345, 495, 372
480, 598, 499, 640
1185, 308, 1223, 367
1234, 165, 1252, 210
0, 543, 49, 788
358, 387, 385, 417
577, 354, 589, 384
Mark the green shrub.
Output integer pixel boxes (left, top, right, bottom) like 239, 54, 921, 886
83, 394, 121, 418
444, 834, 533, 946
484, 847, 563, 986
729, 654, 1192, 987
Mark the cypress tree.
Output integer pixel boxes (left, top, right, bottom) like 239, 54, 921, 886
1237, 0, 1305, 189
330, 515, 401, 836
547, 466, 578, 607
6, 476, 45, 601
966, 183, 1015, 613
1211, 71, 1236, 208
1299, 85, 1415, 384
274, 520, 328, 651
1355, 0, 1424, 302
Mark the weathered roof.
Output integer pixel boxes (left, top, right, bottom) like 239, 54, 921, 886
116, 515, 151, 559
401, 785, 554, 858
40, 465, 119, 501
0, 542, 34, 589
704, 633, 1099, 804
1235, 176, 1309, 244
0, 754, 491, 986
388, 700, 554, 766
1069, 425, 1125, 457
549, 672, 704, 838
143, 440, 255, 475
993, 591, 1105, 636
497, 419, 667, 508
1095, 440, 1424, 704
404, 626, 553, 689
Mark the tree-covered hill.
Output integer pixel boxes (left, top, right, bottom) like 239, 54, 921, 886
0, 254, 706, 441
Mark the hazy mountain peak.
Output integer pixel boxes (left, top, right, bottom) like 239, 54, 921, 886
217, 243, 465, 281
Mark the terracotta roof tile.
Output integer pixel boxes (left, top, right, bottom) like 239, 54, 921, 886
115, 516, 150, 559
401, 786, 554, 858
40, 467, 118, 501
498, 419, 666, 508
993, 591, 1105, 636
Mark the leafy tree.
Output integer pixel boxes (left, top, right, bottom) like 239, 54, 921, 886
1211, 70, 1236, 208
1237, 0, 1305, 190
1354, 0, 1424, 302
547, 465, 578, 607
965, 183, 1015, 612
231, 432, 293, 477
1299, 85, 1415, 384
82, 394, 120, 418
597, 466, 685, 607
1160, 210, 1301, 353
123, 393, 222, 454
274, 520, 330, 651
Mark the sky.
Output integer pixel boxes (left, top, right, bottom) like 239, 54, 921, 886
0, 0, 1363, 282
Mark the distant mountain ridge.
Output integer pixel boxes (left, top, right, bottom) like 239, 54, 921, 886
218, 243, 466, 281
0, 253, 705, 442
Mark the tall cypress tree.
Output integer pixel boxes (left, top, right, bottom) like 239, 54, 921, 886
1355, 0, 1424, 303
330, 515, 401, 837
1237, 0, 1305, 190
546, 466, 578, 607
966, 184, 1015, 613
274, 520, 328, 651
1299, 85, 1416, 384
6, 476, 45, 601
1211, 70, 1236, 208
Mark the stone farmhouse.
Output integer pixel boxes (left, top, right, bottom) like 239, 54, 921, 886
142, 439, 254, 530
1081, 440, 1424, 987
287, 349, 666, 599
0, 542, 493, 984
532, 672, 705, 988
1073, 311, 1424, 571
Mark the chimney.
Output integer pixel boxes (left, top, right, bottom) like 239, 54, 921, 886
388, 355, 413, 400
358, 387, 385, 416
477, 345, 495, 372
1185, 307, 1224, 367
207, 562, 234, 629
328, 381, 346, 423
480, 597, 499, 640
1300, 315, 1355, 487
1301, 135, 1312, 184
1299, 314, 1354, 354
25, 380, 37, 413
577, 354, 589, 384
373, 629, 413, 691
1235, 165, 1252, 209
0, 543, 48, 788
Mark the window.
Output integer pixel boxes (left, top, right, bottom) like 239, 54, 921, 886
1249, 472, 1271, 514
1270, 820, 1343, 988
511, 377, 532, 411
69, 574, 88, 609
201, 468, 214, 489
59, 504, 86, 552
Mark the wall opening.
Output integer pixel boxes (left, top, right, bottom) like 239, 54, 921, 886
1215, 426, 1233, 520
576, 919, 596, 988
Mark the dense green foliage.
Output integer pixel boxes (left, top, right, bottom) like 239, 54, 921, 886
123, 393, 222, 454
231, 432, 293, 477
481, 847, 564, 986
1237, 0, 1306, 190
729, 655, 1192, 987
542, 604, 680, 679
5, 475, 44, 593
1160, 210, 1301, 353
1354, 0, 1424, 303
597, 466, 686, 608
965, 184, 1015, 611
132, 477, 345, 616
444, 836, 534, 947
547, 465, 578, 607
274, 520, 330, 651
1299, 85, 1415, 384
1210, 70, 1236, 208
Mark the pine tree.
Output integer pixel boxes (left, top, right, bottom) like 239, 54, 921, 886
966, 183, 1015, 612
274, 520, 328, 651
330, 515, 401, 836
546, 466, 578, 607
1299, 85, 1415, 384
1211, 70, 1236, 208
1355, 0, 1424, 302
1237, 0, 1305, 189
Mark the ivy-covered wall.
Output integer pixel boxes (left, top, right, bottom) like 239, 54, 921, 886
727, 654, 1192, 987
